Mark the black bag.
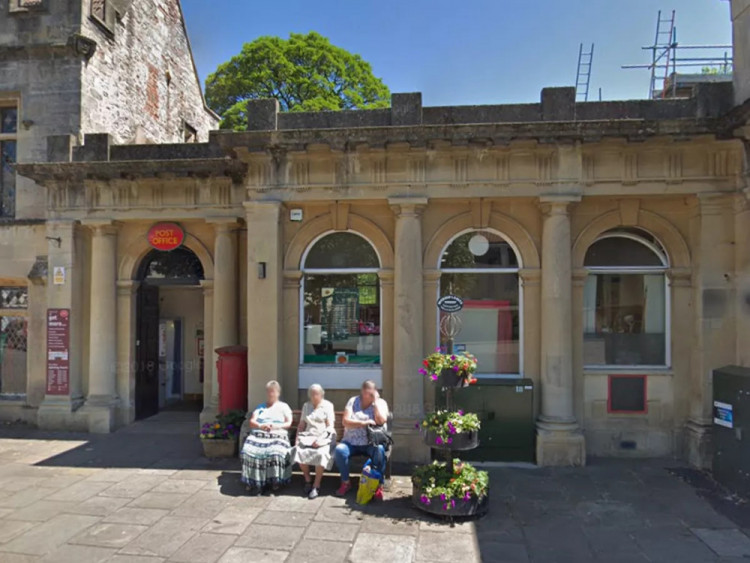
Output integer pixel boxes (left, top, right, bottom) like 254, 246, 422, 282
366, 424, 393, 448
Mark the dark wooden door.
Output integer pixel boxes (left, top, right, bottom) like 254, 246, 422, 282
136, 284, 160, 419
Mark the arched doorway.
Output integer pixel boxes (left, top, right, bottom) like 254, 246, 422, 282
136, 248, 205, 419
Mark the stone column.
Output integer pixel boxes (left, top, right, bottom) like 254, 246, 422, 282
736, 194, 750, 367
244, 201, 283, 408
379, 269, 395, 408
519, 268, 542, 416
199, 280, 215, 425
536, 197, 585, 466
282, 270, 302, 407
389, 197, 429, 463
38, 220, 86, 431
81, 220, 120, 432
207, 218, 240, 415
116, 280, 139, 426
421, 269, 441, 414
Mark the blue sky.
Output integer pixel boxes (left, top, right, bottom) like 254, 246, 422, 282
181, 0, 732, 106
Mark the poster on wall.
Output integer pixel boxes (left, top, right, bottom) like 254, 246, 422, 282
46, 308, 70, 395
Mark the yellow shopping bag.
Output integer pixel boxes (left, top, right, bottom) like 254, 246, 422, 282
356, 460, 382, 505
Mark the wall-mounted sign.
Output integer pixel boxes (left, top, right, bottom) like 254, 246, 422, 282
714, 400, 734, 428
52, 266, 66, 285
437, 295, 464, 313
290, 209, 303, 222
46, 308, 70, 395
147, 222, 184, 251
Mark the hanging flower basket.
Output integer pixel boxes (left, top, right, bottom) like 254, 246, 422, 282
418, 410, 481, 450
412, 460, 489, 517
419, 350, 478, 387
437, 369, 469, 388
423, 429, 479, 451
411, 482, 489, 517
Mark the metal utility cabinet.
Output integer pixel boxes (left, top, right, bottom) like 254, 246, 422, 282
712, 365, 750, 498
437, 378, 535, 463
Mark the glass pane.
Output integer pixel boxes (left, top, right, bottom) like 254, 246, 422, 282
0, 316, 27, 395
1, 108, 17, 134
304, 233, 379, 269
140, 248, 205, 283
439, 273, 520, 374
441, 231, 518, 269
1, 140, 16, 217
303, 273, 380, 365
584, 236, 664, 267
583, 273, 666, 366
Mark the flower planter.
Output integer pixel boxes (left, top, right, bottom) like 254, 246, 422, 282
411, 482, 489, 517
423, 430, 479, 451
201, 437, 237, 458
437, 370, 469, 389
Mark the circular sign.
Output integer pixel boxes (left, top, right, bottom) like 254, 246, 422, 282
147, 222, 185, 251
468, 234, 490, 256
437, 295, 464, 313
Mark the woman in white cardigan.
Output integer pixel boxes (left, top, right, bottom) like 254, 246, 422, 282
293, 384, 335, 499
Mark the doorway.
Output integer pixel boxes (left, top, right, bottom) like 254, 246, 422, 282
135, 248, 204, 420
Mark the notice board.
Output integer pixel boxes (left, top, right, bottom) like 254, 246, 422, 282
46, 308, 70, 395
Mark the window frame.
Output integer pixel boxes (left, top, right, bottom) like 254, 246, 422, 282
0, 100, 19, 219
0, 284, 28, 398
583, 231, 671, 371
298, 231, 383, 389
437, 228, 524, 379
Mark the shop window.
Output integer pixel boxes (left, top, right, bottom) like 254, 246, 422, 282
0, 106, 17, 218
608, 375, 647, 413
583, 229, 669, 367
0, 286, 28, 396
439, 230, 521, 375
302, 232, 381, 366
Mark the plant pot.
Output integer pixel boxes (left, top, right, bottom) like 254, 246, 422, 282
411, 482, 489, 517
437, 370, 469, 388
423, 430, 479, 451
202, 437, 237, 458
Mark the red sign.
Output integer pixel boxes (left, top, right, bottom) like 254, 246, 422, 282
46, 308, 70, 395
147, 222, 184, 251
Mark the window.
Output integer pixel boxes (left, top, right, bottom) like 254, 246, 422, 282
302, 232, 381, 366
0, 106, 17, 218
138, 248, 205, 285
583, 229, 669, 367
90, 0, 116, 34
0, 286, 28, 396
439, 230, 521, 375
183, 122, 197, 143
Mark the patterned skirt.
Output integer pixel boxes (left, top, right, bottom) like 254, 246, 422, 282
240, 430, 293, 489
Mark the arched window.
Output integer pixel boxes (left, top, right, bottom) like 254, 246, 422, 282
301, 232, 381, 367
583, 228, 669, 367
138, 247, 205, 285
439, 230, 521, 375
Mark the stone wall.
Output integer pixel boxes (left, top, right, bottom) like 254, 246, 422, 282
79, 0, 218, 145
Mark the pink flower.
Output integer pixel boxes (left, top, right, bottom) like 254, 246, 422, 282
420, 495, 430, 505
418, 368, 427, 375
435, 436, 444, 445
451, 499, 456, 508
430, 374, 438, 381
440, 493, 447, 501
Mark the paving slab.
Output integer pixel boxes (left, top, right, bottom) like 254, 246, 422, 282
69, 522, 148, 548
201, 505, 260, 535
348, 532, 416, 563
0, 519, 35, 543
167, 532, 235, 563
304, 521, 360, 542
416, 530, 479, 562
103, 507, 169, 525
691, 528, 750, 558
66, 495, 131, 517
38, 544, 115, 563
254, 509, 314, 527
0, 513, 99, 556
216, 546, 289, 563
118, 515, 206, 558
100, 475, 167, 499
150, 479, 206, 496
287, 538, 352, 563
235, 523, 304, 551
126, 492, 190, 510
6, 500, 75, 522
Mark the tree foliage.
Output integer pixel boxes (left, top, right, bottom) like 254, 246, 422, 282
205, 32, 391, 130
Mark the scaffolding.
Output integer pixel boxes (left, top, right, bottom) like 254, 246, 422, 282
622, 10, 732, 99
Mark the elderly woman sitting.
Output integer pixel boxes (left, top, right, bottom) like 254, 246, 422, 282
240, 380, 293, 495
293, 384, 335, 499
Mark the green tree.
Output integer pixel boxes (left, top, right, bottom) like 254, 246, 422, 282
205, 32, 390, 130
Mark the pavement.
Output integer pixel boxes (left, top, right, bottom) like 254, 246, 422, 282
0, 411, 749, 563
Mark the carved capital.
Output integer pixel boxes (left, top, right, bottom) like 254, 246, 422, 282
388, 197, 428, 218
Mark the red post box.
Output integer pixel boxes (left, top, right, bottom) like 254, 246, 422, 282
215, 345, 248, 414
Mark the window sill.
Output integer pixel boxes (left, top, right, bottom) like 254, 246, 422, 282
298, 365, 382, 390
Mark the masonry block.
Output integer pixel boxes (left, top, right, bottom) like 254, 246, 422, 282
78, 133, 112, 162
246, 99, 279, 131
391, 92, 423, 126
541, 87, 576, 121
46, 135, 76, 163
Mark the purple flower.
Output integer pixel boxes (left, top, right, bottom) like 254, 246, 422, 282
443, 503, 450, 510
446, 437, 453, 444
451, 499, 456, 508
458, 410, 464, 416
435, 436, 443, 446
464, 492, 472, 501
430, 374, 439, 381
414, 423, 420, 430
440, 493, 447, 501
453, 365, 459, 372
418, 368, 427, 375
420, 495, 430, 505
450, 355, 456, 361
435, 347, 441, 352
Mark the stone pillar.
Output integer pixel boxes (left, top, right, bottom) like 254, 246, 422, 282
379, 269, 395, 408
519, 268, 542, 417
82, 220, 120, 432
389, 197, 429, 463
686, 195, 735, 468
207, 219, 240, 415
199, 280, 215, 425
282, 270, 302, 407
244, 201, 283, 408
736, 195, 750, 367
422, 269, 441, 414
116, 280, 139, 427
536, 197, 585, 466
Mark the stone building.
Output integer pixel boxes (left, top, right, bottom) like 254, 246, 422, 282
2, 0, 750, 468
0, 0, 217, 423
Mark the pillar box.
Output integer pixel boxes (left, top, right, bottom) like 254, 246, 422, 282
215, 345, 248, 414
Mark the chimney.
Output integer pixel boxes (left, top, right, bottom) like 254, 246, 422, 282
731, 0, 750, 105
